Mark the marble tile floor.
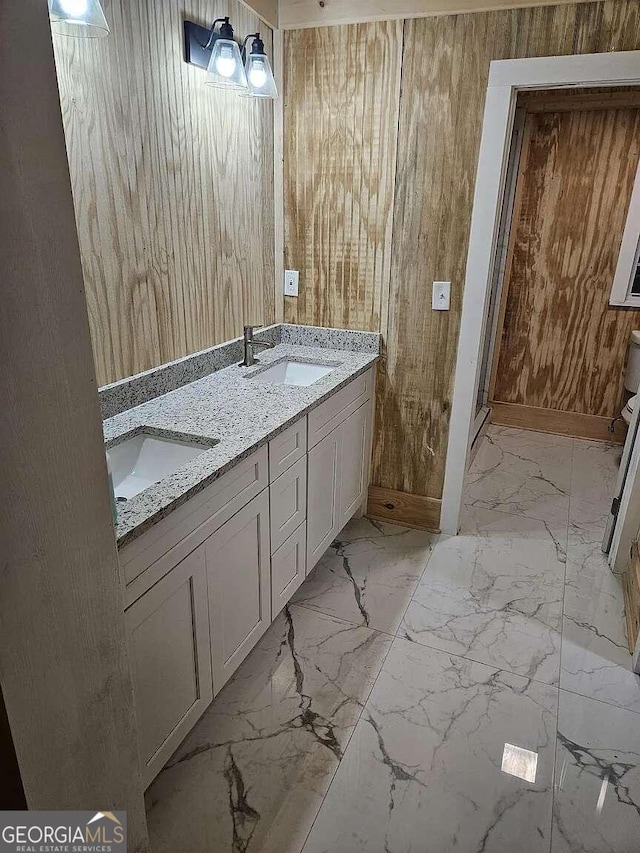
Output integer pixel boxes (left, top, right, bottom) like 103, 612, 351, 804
146, 427, 640, 853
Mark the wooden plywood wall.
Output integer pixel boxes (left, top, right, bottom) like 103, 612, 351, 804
283, 0, 640, 526
53, 0, 275, 386
492, 106, 640, 421
283, 22, 403, 334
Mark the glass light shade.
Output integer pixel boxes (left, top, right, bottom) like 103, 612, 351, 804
244, 52, 278, 99
205, 39, 248, 90
48, 0, 110, 38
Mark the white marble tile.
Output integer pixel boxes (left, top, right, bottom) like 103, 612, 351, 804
569, 439, 621, 534
464, 426, 572, 525
323, 515, 437, 556
552, 690, 640, 852
302, 638, 557, 853
292, 520, 436, 634
561, 527, 640, 714
145, 604, 391, 853
401, 507, 566, 685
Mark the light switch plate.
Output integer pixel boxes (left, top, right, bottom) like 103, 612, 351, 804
284, 270, 299, 297
432, 281, 451, 311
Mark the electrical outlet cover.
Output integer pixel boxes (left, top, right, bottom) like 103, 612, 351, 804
284, 270, 299, 297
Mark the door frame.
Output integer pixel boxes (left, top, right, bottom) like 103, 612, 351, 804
441, 50, 640, 535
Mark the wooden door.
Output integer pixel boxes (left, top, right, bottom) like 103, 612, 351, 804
339, 399, 373, 528
206, 490, 271, 694
307, 426, 341, 572
125, 546, 212, 787
490, 103, 640, 438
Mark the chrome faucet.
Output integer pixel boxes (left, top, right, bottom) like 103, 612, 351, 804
242, 324, 275, 367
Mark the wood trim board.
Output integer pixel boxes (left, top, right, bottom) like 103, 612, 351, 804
490, 401, 627, 444
487, 115, 533, 405
367, 486, 441, 532
279, 0, 599, 30
519, 87, 640, 113
240, 0, 278, 28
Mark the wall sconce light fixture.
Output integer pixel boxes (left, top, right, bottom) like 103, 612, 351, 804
48, 0, 110, 38
243, 34, 278, 99
184, 18, 278, 99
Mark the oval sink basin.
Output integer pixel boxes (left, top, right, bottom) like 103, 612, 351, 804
250, 360, 336, 387
108, 432, 212, 501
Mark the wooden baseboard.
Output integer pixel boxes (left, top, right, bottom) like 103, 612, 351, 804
367, 486, 441, 532
490, 401, 626, 444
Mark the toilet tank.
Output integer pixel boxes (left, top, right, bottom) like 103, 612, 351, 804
625, 330, 640, 393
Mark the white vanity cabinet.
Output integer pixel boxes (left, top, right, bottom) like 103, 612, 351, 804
120, 365, 375, 788
125, 545, 212, 788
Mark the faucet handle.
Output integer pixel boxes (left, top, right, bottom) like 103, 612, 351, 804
244, 323, 263, 336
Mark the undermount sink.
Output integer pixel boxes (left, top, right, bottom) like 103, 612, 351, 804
250, 360, 336, 387
108, 432, 212, 501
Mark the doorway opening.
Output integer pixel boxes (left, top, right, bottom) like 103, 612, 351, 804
442, 51, 640, 670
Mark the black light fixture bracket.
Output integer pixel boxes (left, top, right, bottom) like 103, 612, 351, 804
241, 32, 263, 62
184, 17, 238, 70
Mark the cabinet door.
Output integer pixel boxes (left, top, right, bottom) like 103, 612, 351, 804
125, 546, 212, 788
206, 490, 271, 694
339, 399, 373, 528
271, 522, 306, 617
307, 426, 341, 573
270, 455, 307, 552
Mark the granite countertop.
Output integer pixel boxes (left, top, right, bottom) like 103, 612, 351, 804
104, 343, 379, 550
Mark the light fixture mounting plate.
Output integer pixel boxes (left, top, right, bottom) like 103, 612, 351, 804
184, 20, 214, 70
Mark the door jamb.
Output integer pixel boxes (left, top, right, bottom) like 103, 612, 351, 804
440, 50, 640, 535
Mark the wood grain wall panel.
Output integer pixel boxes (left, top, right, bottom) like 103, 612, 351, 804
53, 0, 275, 386
284, 1, 640, 512
492, 107, 640, 419
283, 22, 403, 335
279, 0, 598, 29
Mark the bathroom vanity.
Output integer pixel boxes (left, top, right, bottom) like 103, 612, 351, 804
102, 325, 379, 786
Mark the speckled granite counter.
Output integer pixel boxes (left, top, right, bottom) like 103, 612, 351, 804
103, 330, 380, 550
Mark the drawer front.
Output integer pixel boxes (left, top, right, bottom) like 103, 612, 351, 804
308, 369, 373, 449
271, 522, 306, 618
270, 456, 307, 552
269, 418, 307, 482
122, 447, 268, 605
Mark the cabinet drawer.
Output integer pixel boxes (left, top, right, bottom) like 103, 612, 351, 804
308, 369, 373, 449
271, 522, 306, 617
270, 456, 307, 552
125, 546, 212, 788
269, 418, 307, 482
122, 447, 268, 605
